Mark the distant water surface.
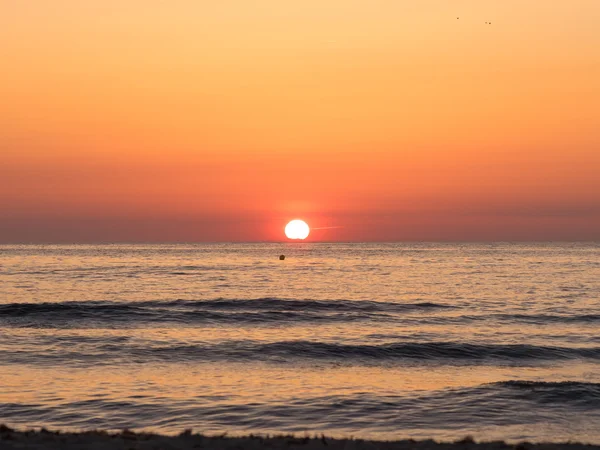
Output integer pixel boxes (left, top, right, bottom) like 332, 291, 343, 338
1, 243, 599, 442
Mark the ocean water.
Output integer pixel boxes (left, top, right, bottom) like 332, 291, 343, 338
1, 243, 599, 443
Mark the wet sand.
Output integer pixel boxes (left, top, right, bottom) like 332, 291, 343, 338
1, 426, 598, 450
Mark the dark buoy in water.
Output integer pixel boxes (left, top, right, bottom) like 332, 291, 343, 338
279, 255, 285, 260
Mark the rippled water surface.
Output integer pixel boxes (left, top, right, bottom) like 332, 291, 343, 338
1, 243, 599, 442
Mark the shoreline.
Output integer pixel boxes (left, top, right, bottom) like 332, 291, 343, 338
2, 426, 599, 450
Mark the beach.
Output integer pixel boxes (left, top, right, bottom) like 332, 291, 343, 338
2, 427, 599, 450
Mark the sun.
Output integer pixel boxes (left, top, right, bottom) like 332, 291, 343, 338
285, 220, 310, 240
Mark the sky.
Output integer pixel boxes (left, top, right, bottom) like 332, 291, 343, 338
1, 0, 599, 242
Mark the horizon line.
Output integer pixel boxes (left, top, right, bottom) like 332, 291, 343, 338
1, 240, 599, 245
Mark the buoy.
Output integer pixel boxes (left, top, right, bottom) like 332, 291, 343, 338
279, 255, 285, 260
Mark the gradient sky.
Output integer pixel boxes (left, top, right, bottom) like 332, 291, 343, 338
1, 1, 599, 242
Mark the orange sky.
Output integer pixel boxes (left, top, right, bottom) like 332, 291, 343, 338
1, 1, 599, 242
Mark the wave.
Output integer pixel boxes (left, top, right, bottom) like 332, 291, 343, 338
2, 300, 598, 328
165, 298, 455, 312
1, 380, 599, 437
422, 313, 600, 325
0, 299, 453, 328
494, 313, 600, 324
0, 298, 454, 313
489, 380, 600, 405
197, 341, 600, 362
6, 340, 600, 366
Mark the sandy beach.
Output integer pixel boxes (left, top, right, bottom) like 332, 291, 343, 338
1, 426, 599, 450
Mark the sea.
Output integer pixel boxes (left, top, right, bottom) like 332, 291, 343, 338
1, 243, 599, 443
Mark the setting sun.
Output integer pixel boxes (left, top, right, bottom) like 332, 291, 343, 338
285, 220, 310, 240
